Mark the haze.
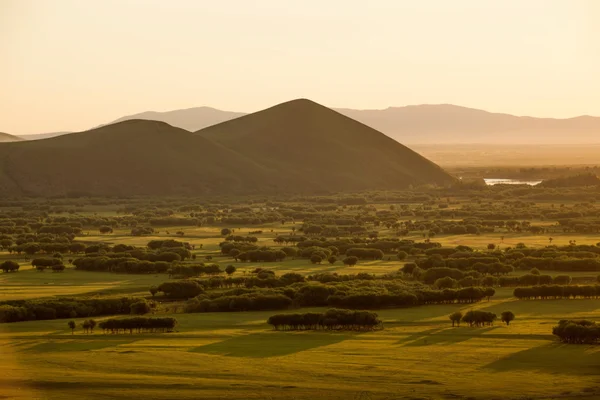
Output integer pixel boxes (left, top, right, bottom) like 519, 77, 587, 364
1, 0, 599, 135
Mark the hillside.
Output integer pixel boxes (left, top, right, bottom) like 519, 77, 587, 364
0, 132, 24, 143
104, 104, 600, 145
0, 120, 276, 197
196, 99, 454, 190
0, 101, 453, 197
106, 107, 246, 132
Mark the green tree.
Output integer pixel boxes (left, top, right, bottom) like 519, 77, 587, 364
0, 260, 20, 273
225, 265, 237, 275
68, 320, 76, 335
99, 226, 113, 234
343, 256, 358, 267
501, 311, 515, 326
130, 300, 151, 315
449, 311, 463, 327
310, 254, 323, 264
82, 320, 91, 334
88, 319, 97, 333
327, 256, 337, 265
397, 251, 408, 260
149, 286, 158, 297
530, 268, 541, 276
221, 228, 232, 236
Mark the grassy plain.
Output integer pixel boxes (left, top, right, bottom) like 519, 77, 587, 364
1, 208, 600, 399
1, 288, 599, 400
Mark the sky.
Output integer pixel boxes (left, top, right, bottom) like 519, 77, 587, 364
1, 0, 599, 135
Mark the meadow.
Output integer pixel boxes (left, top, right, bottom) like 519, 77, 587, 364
1, 288, 599, 400
1, 190, 600, 399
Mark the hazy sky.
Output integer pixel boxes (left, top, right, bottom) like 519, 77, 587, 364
1, 0, 599, 134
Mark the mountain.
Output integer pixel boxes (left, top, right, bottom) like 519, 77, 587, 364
196, 99, 454, 190
336, 104, 600, 144
18, 132, 73, 141
106, 107, 246, 132
0, 100, 453, 197
0, 132, 24, 143
0, 120, 276, 197
103, 104, 600, 144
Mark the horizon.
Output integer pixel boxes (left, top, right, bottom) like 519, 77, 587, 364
2, 0, 599, 134
13, 100, 600, 137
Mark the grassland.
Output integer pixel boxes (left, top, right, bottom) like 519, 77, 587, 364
1, 202, 600, 400
1, 288, 599, 400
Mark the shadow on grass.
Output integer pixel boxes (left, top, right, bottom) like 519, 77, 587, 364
20, 338, 139, 353
476, 298, 600, 317
189, 331, 351, 358
484, 342, 600, 375
403, 326, 501, 347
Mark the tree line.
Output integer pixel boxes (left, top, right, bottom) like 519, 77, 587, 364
267, 309, 381, 331
513, 285, 600, 300
0, 297, 143, 323
552, 319, 599, 344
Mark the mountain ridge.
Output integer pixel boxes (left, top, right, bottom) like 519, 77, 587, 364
12, 103, 600, 144
0, 100, 454, 197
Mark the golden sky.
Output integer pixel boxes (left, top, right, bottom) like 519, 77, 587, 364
1, 0, 599, 134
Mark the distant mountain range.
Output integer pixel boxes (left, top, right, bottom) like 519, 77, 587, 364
0, 132, 24, 143
0, 99, 454, 197
13, 104, 600, 144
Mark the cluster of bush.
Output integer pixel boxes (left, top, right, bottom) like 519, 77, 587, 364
0, 297, 143, 323
184, 292, 292, 313
0, 260, 20, 273
448, 310, 501, 327
513, 285, 600, 300
515, 257, 600, 272
73, 256, 171, 274
552, 319, 599, 344
267, 309, 381, 331
98, 317, 177, 334
180, 273, 495, 314
31, 258, 66, 272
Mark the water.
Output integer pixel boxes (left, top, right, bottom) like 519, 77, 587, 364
484, 178, 542, 186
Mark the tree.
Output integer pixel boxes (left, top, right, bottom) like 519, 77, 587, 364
434, 276, 457, 289
487, 243, 496, 250
225, 265, 237, 275
0, 260, 20, 273
229, 248, 241, 261
221, 228, 232, 236
149, 286, 158, 297
88, 319, 97, 333
343, 256, 358, 267
449, 311, 463, 327
68, 320, 76, 334
130, 300, 151, 315
501, 311, 515, 326
530, 268, 541, 276
82, 320, 91, 334
397, 251, 408, 260
327, 256, 337, 265
310, 254, 323, 264
99, 226, 113, 234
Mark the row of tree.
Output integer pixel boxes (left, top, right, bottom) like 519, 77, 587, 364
513, 285, 600, 300
552, 319, 599, 344
267, 309, 381, 331
0, 297, 142, 323
449, 310, 515, 326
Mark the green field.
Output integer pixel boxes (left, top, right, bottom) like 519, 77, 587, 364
1, 196, 600, 400
2, 288, 599, 400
